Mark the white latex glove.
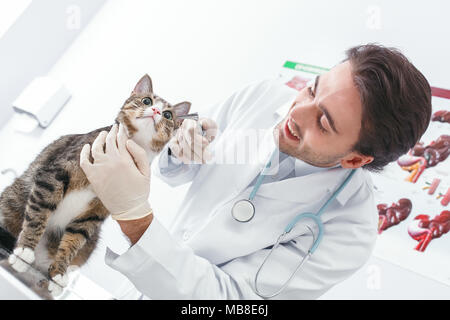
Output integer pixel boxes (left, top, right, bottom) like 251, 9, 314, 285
169, 118, 217, 164
80, 124, 152, 221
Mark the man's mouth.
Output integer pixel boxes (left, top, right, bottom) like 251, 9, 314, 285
284, 118, 300, 141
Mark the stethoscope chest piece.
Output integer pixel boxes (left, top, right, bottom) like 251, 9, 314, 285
231, 199, 255, 222
228, 146, 357, 298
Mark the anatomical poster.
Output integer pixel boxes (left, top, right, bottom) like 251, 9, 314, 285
280, 61, 450, 286
372, 88, 450, 286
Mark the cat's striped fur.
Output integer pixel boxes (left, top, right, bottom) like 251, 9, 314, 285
0, 75, 190, 294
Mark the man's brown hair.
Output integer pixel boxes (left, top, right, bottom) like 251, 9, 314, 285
346, 44, 432, 172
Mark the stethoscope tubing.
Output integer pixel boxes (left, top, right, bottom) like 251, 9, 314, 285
237, 149, 356, 298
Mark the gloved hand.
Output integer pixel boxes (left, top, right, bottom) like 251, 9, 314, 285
169, 118, 217, 164
80, 124, 152, 221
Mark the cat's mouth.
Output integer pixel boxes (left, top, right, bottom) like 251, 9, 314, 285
137, 107, 161, 124
138, 115, 156, 121
137, 115, 157, 127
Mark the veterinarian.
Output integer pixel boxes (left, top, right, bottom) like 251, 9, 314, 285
80, 44, 432, 299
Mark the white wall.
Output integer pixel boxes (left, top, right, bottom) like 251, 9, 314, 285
44, 0, 450, 132
0, 0, 106, 127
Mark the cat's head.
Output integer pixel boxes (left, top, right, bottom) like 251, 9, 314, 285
115, 74, 191, 154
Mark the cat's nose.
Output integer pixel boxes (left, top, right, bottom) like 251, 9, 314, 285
151, 107, 161, 115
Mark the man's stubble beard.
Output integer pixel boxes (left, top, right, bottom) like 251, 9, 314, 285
273, 120, 346, 168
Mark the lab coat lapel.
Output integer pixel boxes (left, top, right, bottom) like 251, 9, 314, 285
254, 167, 364, 205
190, 167, 366, 265
176, 95, 295, 225
177, 117, 278, 220
212, 98, 294, 206
210, 123, 278, 209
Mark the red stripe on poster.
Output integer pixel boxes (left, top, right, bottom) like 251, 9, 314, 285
431, 87, 450, 99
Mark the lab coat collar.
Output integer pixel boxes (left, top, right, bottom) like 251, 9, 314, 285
254, 166, 365, 206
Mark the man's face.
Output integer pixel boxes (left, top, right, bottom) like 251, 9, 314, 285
275, 61, 368, 168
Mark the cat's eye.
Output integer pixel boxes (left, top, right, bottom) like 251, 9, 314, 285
142, 97, 153, 106
162, 111, 173, 120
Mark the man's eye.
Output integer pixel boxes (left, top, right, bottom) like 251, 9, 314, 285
308, 86, 315, 98
162, 111, 173, 120
317, 115, 327, 133
142, 97, 153, 105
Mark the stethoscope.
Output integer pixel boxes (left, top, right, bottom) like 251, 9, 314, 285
231, 149, 356, 298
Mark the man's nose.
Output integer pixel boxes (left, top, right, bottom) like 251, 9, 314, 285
290, 101, 315, 122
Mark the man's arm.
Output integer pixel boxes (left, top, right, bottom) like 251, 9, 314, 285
117, 214, 153, 245
105, 199, 377, 300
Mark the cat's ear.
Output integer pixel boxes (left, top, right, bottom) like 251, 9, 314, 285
173, 101, 191, 128
132, 74, 153, 95
172, 101, 191, 117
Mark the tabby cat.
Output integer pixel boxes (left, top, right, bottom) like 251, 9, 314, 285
0, 74, 190, 295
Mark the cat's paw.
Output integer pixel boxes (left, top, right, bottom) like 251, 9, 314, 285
8, 247, 35, 272
47, 274, 69, 298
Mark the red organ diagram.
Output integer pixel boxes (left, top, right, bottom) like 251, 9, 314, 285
408, 211, 450, 252
397, 135, 450, 183
377, 198, 412, 234
432, 110, 450, 124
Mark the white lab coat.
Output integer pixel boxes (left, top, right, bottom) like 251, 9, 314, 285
105, 77, 379, 299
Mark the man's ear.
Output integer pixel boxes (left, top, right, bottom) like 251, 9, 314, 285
340, 153, 374, 169
132, 74, 153, 95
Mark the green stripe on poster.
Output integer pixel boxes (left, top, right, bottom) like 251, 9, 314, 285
283, 61, 330, 75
